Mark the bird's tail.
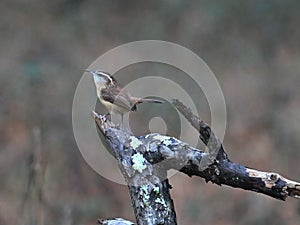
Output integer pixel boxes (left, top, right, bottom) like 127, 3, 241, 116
132, 97, 164, 104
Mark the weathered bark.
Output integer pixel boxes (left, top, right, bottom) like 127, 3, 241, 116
94, 99, 300, 225
94, 113, 177, 225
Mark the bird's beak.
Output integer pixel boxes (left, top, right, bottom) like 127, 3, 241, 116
85, 69, 94, 76
85, 69, 91, 73
85, 69, 108, 78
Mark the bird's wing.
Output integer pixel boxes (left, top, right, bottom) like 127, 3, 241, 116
101, 87, 135, 111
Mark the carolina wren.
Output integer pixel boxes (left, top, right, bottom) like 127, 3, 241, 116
85, 69, 163, 121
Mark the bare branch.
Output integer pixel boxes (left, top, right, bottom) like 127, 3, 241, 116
171, 99, 300, 200
92, 100, 300, 224
172, 98, 227, 161
93, 112, 177, 225
93, 107, 300, 201
98, 218, 134, 225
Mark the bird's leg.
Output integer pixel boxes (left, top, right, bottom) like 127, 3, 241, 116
105, 112, 111, 120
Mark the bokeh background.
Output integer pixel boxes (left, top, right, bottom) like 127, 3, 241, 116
1, 1, 300, 225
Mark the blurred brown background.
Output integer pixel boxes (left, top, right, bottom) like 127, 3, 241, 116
1, 1, 300, 225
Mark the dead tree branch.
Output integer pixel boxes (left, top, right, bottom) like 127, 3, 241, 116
93, 99, 300, 224
98, 218, 134, 225
93, 113, 177, 225
172, 99, 300, 200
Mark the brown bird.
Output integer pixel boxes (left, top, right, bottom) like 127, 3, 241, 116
85, 69, 163, 122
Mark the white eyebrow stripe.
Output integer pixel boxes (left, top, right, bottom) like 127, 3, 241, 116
97, 71, 113, 83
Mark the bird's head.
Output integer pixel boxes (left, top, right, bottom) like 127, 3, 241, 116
85, 69, 114, 87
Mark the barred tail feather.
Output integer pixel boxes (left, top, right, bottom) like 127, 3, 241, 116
132, 97, 164, 104
141, 98, 164, 104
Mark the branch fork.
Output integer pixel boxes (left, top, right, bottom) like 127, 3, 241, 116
93, 99, 300, 225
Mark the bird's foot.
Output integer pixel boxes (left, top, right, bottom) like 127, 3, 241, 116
105, 113, 111, 121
